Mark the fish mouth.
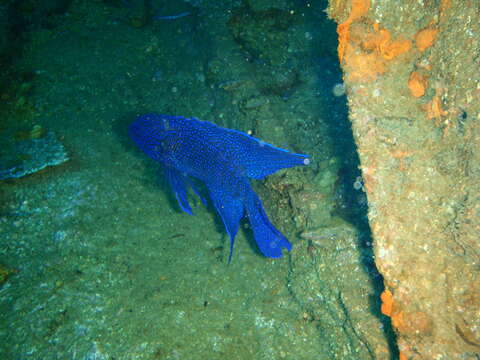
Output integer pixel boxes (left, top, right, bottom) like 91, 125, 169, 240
129, 115, 158, 141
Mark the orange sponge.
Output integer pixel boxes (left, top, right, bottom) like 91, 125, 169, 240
415, 28, 439, 52
337, 0, 371, 62
408, 71, 428, 97
380, 289, 394, 316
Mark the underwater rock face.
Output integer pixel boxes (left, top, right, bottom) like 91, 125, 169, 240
328, 0, 480, 358
0, 132, 68, 180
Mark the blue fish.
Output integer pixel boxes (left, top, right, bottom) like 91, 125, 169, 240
129, 114, 310, 261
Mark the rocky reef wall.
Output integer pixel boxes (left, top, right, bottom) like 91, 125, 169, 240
327, 0, 479, 358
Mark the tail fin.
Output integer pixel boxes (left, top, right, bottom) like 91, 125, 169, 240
246, 191, 292, 258
207, 184, 245, 263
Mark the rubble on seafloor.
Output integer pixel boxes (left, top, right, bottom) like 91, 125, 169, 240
0, 129, 68, 180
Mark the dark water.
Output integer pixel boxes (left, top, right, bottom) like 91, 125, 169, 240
0, 1, 390, 359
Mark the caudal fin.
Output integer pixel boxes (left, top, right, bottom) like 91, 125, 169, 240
208, 184, 245, 263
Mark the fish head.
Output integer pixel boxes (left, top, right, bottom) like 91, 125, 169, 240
129, 113, 171, 162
